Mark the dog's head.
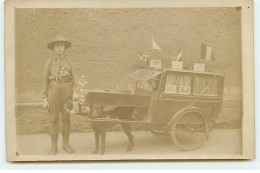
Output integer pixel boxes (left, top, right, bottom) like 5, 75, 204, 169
90, 105, 104, 118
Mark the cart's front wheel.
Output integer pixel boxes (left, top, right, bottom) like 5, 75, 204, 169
171, 110, 209, 151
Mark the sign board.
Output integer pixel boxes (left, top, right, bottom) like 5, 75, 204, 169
179, 85, 191, 95
165, 84, 177, 94
150, 60, 161, 68
172, 61, 183, 70
194, 63, 205, 72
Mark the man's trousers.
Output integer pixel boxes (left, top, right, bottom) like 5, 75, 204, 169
48, 81, 73, 134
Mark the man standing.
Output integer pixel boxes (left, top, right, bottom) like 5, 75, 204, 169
42, 36, 79, 155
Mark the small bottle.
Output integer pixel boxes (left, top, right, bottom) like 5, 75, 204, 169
73, 101, 79, 114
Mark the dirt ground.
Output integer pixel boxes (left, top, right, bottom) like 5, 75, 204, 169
17, 129, 241, 156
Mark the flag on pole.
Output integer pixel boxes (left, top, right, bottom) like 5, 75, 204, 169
176, 50, 182, 61
200, 43, 212, 60
152, 36, 161, 51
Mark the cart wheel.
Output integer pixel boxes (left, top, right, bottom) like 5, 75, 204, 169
171, 110, 209, 151
148, 124, 168, 135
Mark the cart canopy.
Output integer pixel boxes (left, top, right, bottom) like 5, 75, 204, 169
129, 69, 162, 81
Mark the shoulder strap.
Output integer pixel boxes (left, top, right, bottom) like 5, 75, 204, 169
46, 57, 53, 67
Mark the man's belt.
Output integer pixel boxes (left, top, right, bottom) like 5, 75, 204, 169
50, 77, 72, 83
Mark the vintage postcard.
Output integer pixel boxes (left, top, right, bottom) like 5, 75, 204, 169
5, 0, 254, 161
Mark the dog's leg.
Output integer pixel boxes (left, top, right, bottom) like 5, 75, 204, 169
100, 127, 106, 155
122, 123, 134, 152
92, 126, 99, 154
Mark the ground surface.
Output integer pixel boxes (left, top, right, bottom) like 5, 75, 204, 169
17, 129, 241, 156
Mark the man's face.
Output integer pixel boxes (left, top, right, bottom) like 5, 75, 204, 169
54, 42, 65, 55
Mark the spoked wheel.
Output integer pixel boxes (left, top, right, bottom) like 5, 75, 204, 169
148, 124, 168, 135
171, 110, 209, 151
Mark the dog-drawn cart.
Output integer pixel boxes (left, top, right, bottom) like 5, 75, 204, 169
77, 68, 225, 151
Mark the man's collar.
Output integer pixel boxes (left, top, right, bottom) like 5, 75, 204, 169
54, 54, 66, 61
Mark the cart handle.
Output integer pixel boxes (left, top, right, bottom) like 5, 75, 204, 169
185, 87, 208, 108
166, 87, 208, 129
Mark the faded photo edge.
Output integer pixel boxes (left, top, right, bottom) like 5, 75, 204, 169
4, 0, 255, 161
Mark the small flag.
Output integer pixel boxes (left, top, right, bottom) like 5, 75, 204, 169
176, 50, 182, 61
200, 43, 212, 60
78, 74, 88, 87
152, 36, 161, 51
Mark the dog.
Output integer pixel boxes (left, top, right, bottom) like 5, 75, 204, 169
89, 105, 108, 155
89, 105, 135, 155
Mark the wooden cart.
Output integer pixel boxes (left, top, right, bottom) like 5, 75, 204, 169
78, 68, 225, 151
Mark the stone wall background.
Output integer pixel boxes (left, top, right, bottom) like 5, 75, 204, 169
15, 8, 242, 134
15, 99, 242, 135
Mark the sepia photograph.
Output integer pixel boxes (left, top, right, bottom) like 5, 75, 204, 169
5, 0, 254, 161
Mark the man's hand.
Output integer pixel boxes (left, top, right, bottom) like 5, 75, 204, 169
73, 92, 80, 101
42, 98, 49, 109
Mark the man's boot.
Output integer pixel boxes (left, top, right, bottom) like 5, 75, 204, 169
48, 134, 58, 155
100, 143, 105, 155
92, 133, 99, 154
100, 133, 106, 155
62, 132, 74, 153
127, 135, 134, 152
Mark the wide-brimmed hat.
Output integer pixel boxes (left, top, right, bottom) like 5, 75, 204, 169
47, 35, 71, 50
